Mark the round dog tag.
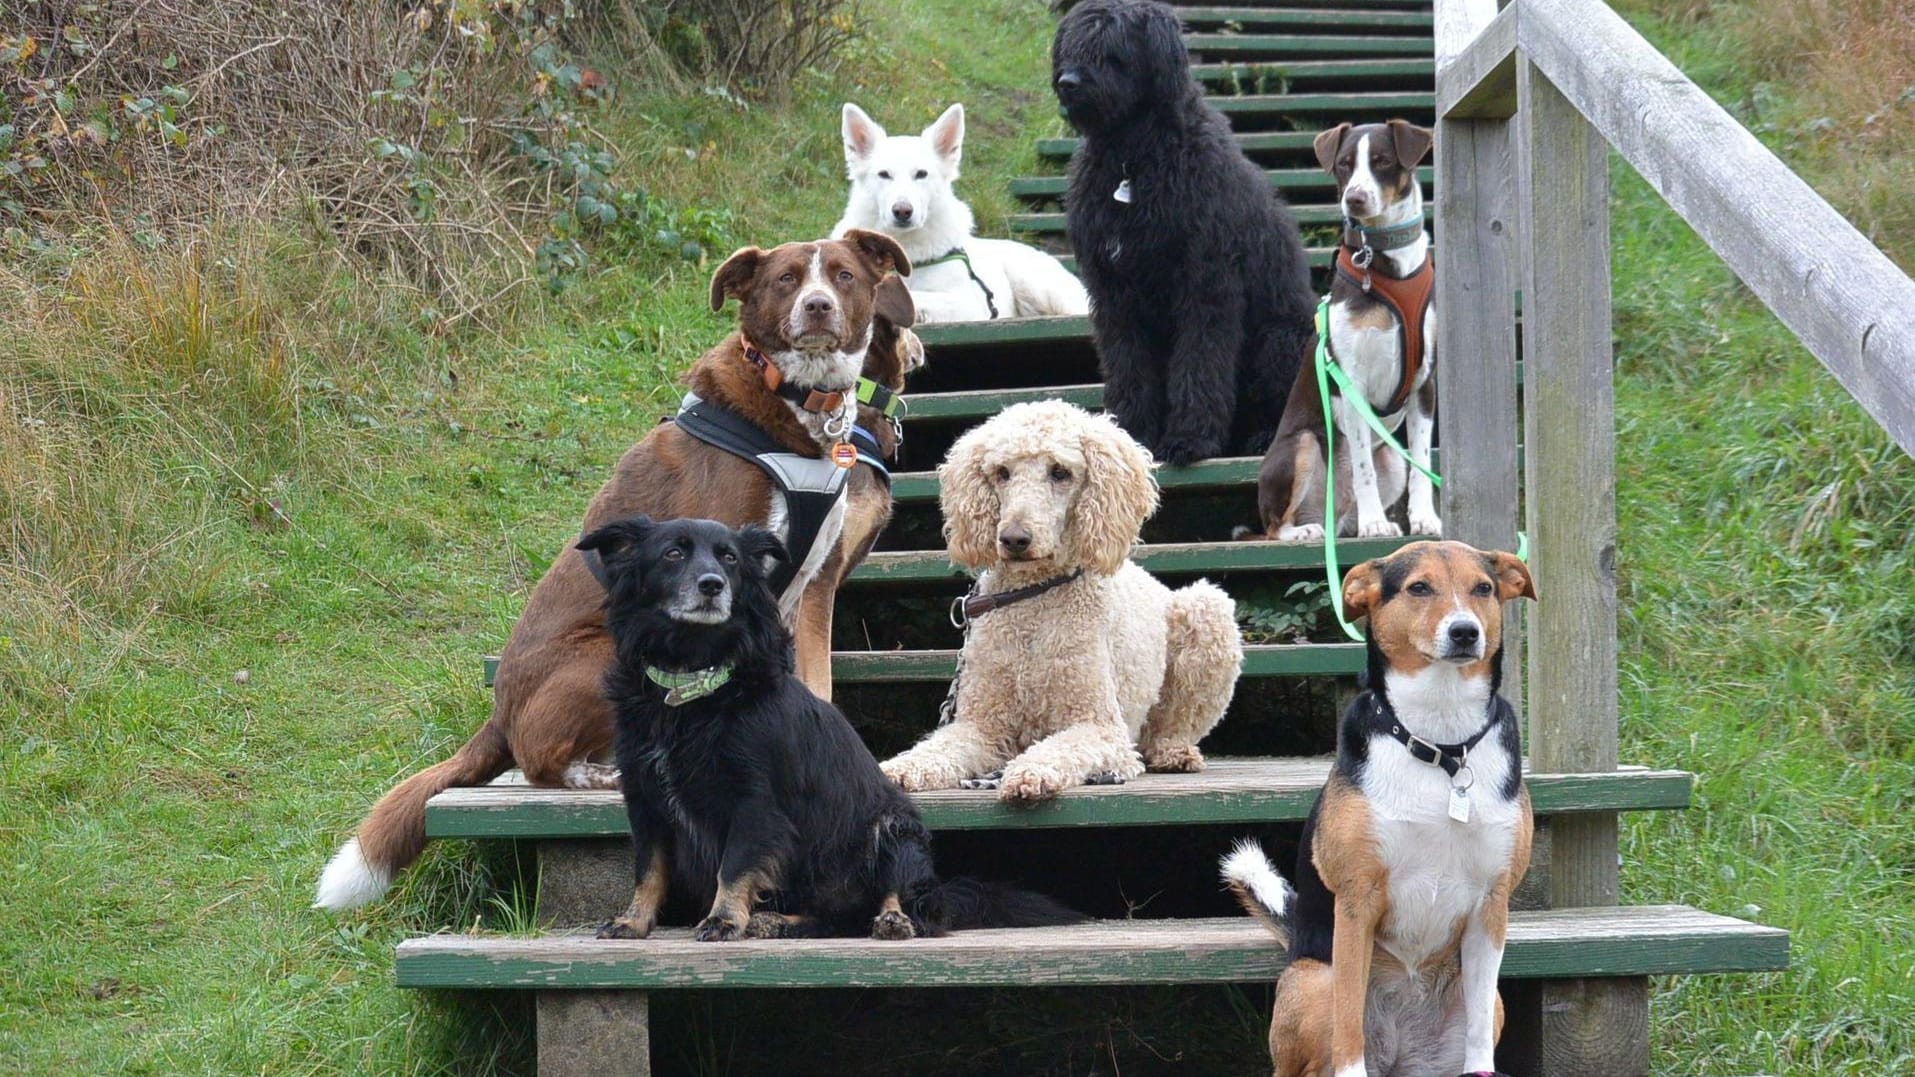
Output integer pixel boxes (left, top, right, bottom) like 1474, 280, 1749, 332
832, 441, 858, 469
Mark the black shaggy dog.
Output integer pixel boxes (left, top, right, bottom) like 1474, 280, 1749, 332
1054, 0, 1318, 465
580, 515, 1082, 941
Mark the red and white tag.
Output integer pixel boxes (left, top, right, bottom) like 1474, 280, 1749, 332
831, 441, 858, 469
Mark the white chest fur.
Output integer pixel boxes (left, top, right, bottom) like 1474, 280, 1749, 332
1361, 668, 1521, 969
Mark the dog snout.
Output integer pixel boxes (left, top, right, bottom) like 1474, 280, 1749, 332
998, 525, 1033, 557
1342, 187, 1377, 217
890, 200, 915, 225
1054, 69, 1083, 95
696, 573, 726, 598
1447, 620, 1480, 649
803, 291, 836, 316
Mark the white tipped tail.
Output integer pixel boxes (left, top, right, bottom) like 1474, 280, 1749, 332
313, 838, 393, 911
1220, 838, 1294, 942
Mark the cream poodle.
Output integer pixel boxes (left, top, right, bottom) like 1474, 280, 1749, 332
881, 401, 1244, 802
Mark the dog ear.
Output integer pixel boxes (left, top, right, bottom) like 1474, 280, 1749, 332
1488, 550, 1537, 603
1387, 119, 1434, 169
923, 103, 965, 177
938, 424, 1003, 570
842, 227, 912, 278
874, 274, 918, 329
709, 247, 766, 312
842, 102, 884, 166
1141, 4, 1192, 102
1071, 411, 1161, 575
1313, 123, 1352, 176
1341, 557, 1383, 621
577, 516, 654, 567
736, 525, 790, 568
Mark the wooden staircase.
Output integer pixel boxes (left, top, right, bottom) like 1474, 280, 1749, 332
398, 2, 1789, 1073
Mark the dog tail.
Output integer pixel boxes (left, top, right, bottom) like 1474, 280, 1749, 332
990, 238, 1091, 317
1219, 838, 1296, 947
915, 877, 1087, 931
314, 716, 515, 910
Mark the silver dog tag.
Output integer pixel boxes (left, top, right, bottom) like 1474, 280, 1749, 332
1448, 784, 1471, 823
1112, 179, 1132, 204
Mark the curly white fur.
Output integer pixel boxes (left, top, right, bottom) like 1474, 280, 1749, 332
881, 401, 1243, 802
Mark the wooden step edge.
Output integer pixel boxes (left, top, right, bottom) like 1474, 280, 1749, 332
902, 382, 1105, 420
852, 536, 1417, 584
1014, 164, 1431, 195
1183, 32, 1435, 56
1010, 196, 1432, 233
1208, 91, 1438, 112
892, 456, 1262, 503
1176, 7, 1434, 31
394, 905, 1787, 990
1192, 58, 1436, 84
422, 762, 1692, 840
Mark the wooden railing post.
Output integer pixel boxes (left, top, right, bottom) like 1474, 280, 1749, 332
1515, 51, 1642, 1076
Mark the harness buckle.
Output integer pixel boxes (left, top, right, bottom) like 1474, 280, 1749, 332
1405, 734, 1443, 766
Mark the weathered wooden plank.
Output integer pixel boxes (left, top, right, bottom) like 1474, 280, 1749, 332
1518, 0, 1915, 456
1434, 0, 1516, 119
424, 762, 1693, 839
914, 314, 1090, 348
902, 383, 1105, 422
893, 456, 1263, 504
1031, 135, 1316, 165
1192, 58, 1436, 86
1210, 90, 1437, 114
1185, 32, 1435, 57
852, 537, 1414, 584
538, 991, 649, 1077
394, 906, 1787, 990
834, 643, 1364, 683
1010, 196, 1432, 234
1178, 6, 1434, 30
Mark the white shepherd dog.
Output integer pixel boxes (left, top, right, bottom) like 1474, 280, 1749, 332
833, 102, 1089, 323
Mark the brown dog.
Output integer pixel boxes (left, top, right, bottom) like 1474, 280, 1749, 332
315, 230, 918, 910
1251, 119, 1437, 544
1224, 541, 1536, 1077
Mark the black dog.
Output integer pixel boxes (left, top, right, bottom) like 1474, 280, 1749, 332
579, 515, 1082, 941
1054, 0, 1317, 465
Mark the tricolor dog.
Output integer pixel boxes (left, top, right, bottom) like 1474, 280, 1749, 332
1222, 541, 1537, 1077
1252, 120, 1439, 541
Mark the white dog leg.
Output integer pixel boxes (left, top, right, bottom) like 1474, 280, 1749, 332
881, 722, 1007, 792
1333, 396, 1401, 538
997, 722, 1143, 803
1459, 904, 1506, 1072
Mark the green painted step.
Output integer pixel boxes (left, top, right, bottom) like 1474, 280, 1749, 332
1011, 198, 1430, 235
1177, 7, 1433, 31
423, 760, 1692, 840
1016, 164, 1428, 198
1183, 32, 1434, 57
1205, 90, 1436, 116
834, 642, 1361, 683
901, 382, 1105, 421
852, 538, 1416, 585
395, 906, 1788, 989
1055, 249, 1334, 274
893, 455, 1262, 504
1192, 57, 1434, 87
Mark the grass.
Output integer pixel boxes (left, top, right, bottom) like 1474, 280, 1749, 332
2, 0, 1912, 1072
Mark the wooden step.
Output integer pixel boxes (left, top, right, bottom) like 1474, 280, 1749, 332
395, 906, 1787, 989
1177, 7, 1433, 31
424, 761, 1693, 839
1165, 0, 1432, 8
892, 456, 1262, 504
1010, 197, 1430, 235
851, 538, 1414, 584
1053, 249, 1335, 275
835, 642, 1360, 683
1016, 162, 1427, 196
1192, 57, 1434, 88
1183, 32, 1435, 57
901, 382, 1104, 421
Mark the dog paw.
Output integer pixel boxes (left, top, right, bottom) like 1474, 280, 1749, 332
1143, 743, 1205, 773
692, 914, 745, 942
998, 765, 1073, 803
1409, 510, 1443, 536
742, 912, 792, 939
958, 770, 1004, 790
870, 909, 917, 941
595, 917, 650, 940
1356, 517, 1403, 538
1276, 523, 1324, 543
1084, 770, 1129, 786
1155, 435, 1220, 468
883, 757, 961, 792
563, 762, 622, 790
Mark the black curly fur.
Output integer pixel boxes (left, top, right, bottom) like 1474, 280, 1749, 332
1054, 0, 1318, 464
580, 515, 1083, 939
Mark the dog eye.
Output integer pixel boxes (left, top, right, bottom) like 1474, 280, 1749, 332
664, 547, 685, 561
1406, 580, 1434, 597
721, 550, 739, 564
779, 272, 796, 285
878, 170, 892, 179
1472, 581, 1494, 597
836, 269, 853, 283
1049, 464, 1072, 482
994, 466, 1011, 483
913, 169, 928, 180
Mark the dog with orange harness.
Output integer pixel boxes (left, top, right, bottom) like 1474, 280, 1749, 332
1251, 120, 1439, 542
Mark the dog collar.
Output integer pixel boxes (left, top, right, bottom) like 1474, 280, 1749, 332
949, 569, 1084, 628
743, 341, 849, 415
1378, 697, 1499, 779
645, 664, 733, 706
1343, 213, 1426, 253
856, 377, 905, 420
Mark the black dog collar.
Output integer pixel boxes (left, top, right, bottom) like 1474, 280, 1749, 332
1379, 697, 1500, 779
950, 569, 1084, 627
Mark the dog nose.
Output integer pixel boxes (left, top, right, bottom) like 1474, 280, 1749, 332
1447, 621, 1481, 649
890, 201, 914, 223
697, 573, 726, 597
998, 527, 1032, 555
1055, 69, 1082, 92
803, 292, 835, 316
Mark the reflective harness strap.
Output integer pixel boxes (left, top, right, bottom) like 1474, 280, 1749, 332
917, 247, 1000, 319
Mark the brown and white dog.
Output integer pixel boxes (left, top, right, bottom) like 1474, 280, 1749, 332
314, 230, 920, 910
1251, 120, 1438, 542
1222, 541, 1536, 1077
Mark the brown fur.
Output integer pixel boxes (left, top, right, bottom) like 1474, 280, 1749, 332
327, 232, 920, 906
